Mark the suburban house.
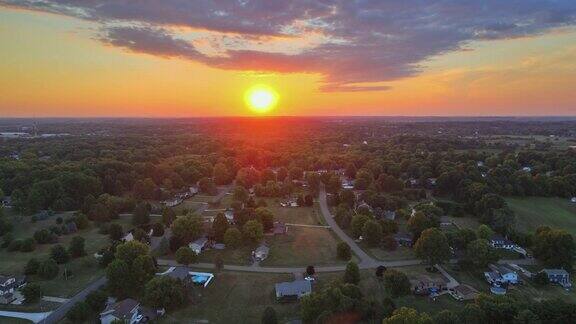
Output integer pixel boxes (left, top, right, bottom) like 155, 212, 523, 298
253, 245, 270, 262
522, 166, 532, 173
484, 264, 519, 285
341, 179, 354, 189
267, 222, 287, 236
541, 269, 572, 289
275, 280, 312, 302
99, 298, 164, 324
189, 237, 209, 255
571, 197, 576, 203
0, 196, 11, 208
0, 275, 26, 304
158, 267, 215, 288
383, 210, 396, 221
450, 284, 479, 301
394, 232, 413, 247
224, 209, 235, 223
489, 235, 517, 250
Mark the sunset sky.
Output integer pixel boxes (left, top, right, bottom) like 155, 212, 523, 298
1, 1, 576, 117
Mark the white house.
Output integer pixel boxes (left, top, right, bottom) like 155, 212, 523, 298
122, 232, 134, 242
489, 235, 517, 250
0, 275, 26, 304
189, 237, 209, 255
571, 197, 576, 203
224, 209, 235, 223
253, 245, 270, 261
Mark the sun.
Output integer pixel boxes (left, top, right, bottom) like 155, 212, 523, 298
245, 85, 278, 113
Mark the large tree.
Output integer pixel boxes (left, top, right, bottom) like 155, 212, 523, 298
465, 239, 499, 268
414, 228, 450, 266
144, 276, 187, 310
211, 212, 229, 242
171, 214, 203, 243
533, 226, 575, 271
243, 220, 264, 243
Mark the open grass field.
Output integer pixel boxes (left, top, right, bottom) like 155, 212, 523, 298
506, 197, 576, 235
264, 200, 325, 226
261, 227, 347, 266
159, 271, 300, 324
196, 245, 254, 265
366, 246, 417, 261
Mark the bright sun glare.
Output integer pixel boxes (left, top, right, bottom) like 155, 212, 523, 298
245, 85, 278, 113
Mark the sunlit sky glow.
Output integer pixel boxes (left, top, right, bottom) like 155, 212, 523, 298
0, 1, 575, 117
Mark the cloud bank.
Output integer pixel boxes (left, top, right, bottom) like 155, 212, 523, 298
2, 0, 576, 91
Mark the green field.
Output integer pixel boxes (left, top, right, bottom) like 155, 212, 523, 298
261, 227, 346, 266
159, 271, 300, 324
265, 200, 325, 226
506, 197, 576, 235
196, 245, 253, 265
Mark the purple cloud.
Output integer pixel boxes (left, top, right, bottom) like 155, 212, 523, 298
2, 0, 576, 91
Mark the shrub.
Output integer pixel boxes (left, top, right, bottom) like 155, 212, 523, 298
68, 236, 86, 258
152, 222, 165, 237
24, 258, 40, 275
20, 238, 36, 252
224, 227, 242, 248
21, 283, 42, 304
51, 244, 70, 264
337, 242, 352, 260
7, 238, 22, 251
175, 246, 197, 265
383, 269, 411, 297
66, 301, 90, 322
1, 232, 14, 248
85, 290, 107, 312
533, 271, 550, 286
262, 307, 278, 324
38, 259, 59, 279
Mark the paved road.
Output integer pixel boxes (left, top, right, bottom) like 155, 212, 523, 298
318, 183, 377, 267
41, 277, 107, 324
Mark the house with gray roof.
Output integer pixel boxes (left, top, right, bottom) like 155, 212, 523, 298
542, 269, 572, 289
0, 275, 26, 304
99, 298, 163, 324
275, 280, 312, 302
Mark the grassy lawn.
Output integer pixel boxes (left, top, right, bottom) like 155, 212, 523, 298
366, 246, 416, 261
261, 227, 346, 267
159, 271, 300, 324
506, 197, 576, 235
196, 245, 254, 266
264, 200, 325, 226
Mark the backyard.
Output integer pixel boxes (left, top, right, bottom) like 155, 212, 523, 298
158, 271, 300, 323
